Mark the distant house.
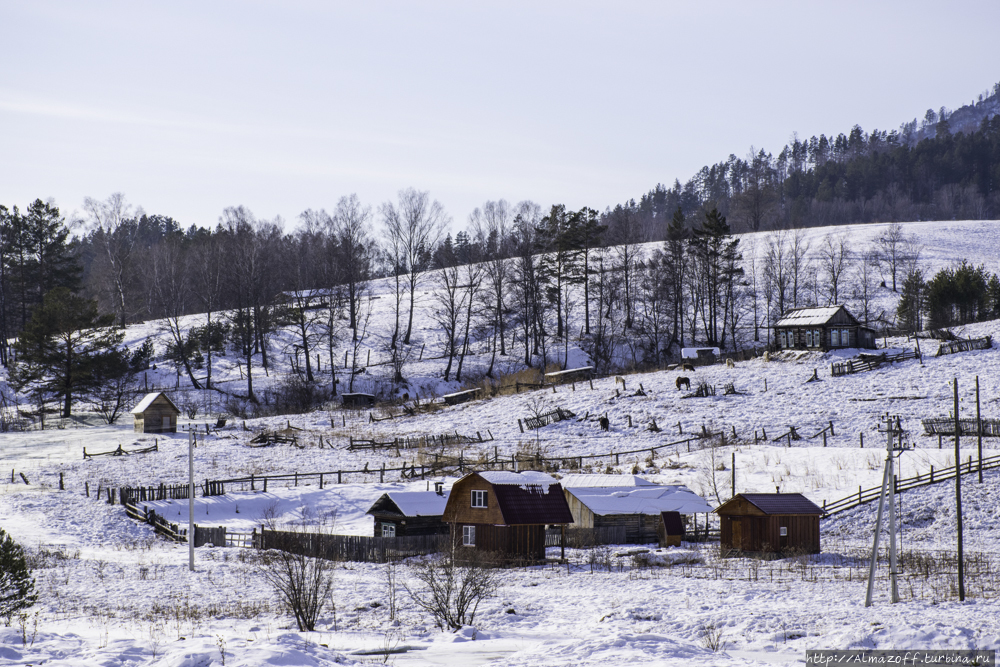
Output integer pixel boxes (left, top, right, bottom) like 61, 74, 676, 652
366, 487, 450, 537
559, 475, 714, 544
715, 493, 824, 557
773, 305, 876, 352
441, 471, 574, 562
131, 392, 180, 434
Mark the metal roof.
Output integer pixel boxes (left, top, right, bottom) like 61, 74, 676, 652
719, 493, 824, 515
774, 306, 845, 327
492, 483, 574, 525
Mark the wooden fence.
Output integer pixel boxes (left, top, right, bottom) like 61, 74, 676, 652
921, 417, 1000, 437
831, 349, 920, 377
545, 526, 626, 547
937, 335, 992, 356
822, 452, 1000, 516
348, 430, 493, 451
523, 407, 576, 430
259, 529, 447, 563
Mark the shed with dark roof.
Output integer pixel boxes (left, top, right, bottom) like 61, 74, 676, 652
441, 471, 574, 562
714, 493, 824, 556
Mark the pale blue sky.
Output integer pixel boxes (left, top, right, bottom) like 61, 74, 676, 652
2, 1, 999, 230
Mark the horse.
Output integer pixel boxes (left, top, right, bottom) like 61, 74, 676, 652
676, 376, 691, 391
682, 363, 695, 372
599, 416, 610, 431
726, 358, 735, 369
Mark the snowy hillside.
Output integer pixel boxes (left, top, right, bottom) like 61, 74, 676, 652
1, 219, 1000, 666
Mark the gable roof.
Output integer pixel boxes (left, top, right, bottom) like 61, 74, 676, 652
367, 491, 449, 518
131, 392, 180, 415
567, 485, 714, 515
774, 306, 856, 328
715, 493, 824, 516
456, 471, 573, 525
559, 474, 657, 488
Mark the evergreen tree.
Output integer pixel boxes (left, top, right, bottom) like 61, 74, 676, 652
896, 270, 925, 332
12, 287, 123, 418
0, 526, 37, 622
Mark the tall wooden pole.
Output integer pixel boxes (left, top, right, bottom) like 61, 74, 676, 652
954, 378, 965, 601
976, 376, 983, 484
189, 428, 195, 572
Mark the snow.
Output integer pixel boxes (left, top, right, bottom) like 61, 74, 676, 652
567, 486, 715, 515
2, 219, 1000, 665
559, 474, 657, 488
774, 306, 846, 327
130, 391, 174, 414
381, 491, 450, 517
477, 471, 559, 487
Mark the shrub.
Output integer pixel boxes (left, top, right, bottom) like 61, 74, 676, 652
405, 544, 502, 631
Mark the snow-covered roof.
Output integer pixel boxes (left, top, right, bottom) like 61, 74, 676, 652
131, 392, 178, 415
383, 491, 449, 516
567, 486, 714, 515
559, 474, 657, 488
681, 347, 720, 359
478, 470, 558, 487
774, 306, 844, 327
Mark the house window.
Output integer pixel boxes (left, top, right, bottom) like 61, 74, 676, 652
471, 490, 487, 508
813, 330, 821, 347
779, 526, 788, 537
830, 329, 839, 346
778, 331, 786, 348
462, 525, 476, 546
804, 330, 812, 347
842, 329, 850, 346
382, 523, 396, 538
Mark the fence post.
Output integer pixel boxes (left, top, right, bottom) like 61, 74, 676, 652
518, 419, 524, 433
829, 421, 835, 436
380, 463, 384, 483
320, 473, 324, 489
860, 433, 864, 448
338, 470, 342, 484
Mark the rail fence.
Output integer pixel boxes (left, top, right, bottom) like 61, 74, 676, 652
937, 336, 992, 356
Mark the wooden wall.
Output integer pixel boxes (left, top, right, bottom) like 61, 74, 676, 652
372, 515, 447, 537
134, 395, 179, 433
442, 476, 505, 525
720, 514, 820, 555
454, 523, 547, 562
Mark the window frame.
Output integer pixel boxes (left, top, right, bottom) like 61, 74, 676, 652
471, 490, 488, 508
381, 523, 396, 538
462, 525, 476, 546
830, 329, 839, 346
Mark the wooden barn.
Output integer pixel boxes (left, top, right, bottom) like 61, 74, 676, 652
715, 493, 824, 557
131, 392, 180, 434
366, 487, 450, 537
559, 475, 714, 544
442, 470, 574, 562
773, 305, 876, 352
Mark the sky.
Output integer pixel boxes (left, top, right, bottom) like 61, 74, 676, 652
2, 0, 999, 233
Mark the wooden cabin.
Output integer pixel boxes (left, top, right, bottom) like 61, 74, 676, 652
131, 392, 180, 434
441, 471, 574, 562
715, 493, 824, 557
366, 487, 450, 537
773, 305, 876, 352
559, 476, 714, 544
342, 392, 375, 408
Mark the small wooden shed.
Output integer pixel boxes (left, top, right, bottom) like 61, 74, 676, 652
442, 471, 574, 562
773, 305, 876, 352
131, 392, 180, 434
715, 493, 824, 557
657, 511, 684, 547
366, 488, 450, 537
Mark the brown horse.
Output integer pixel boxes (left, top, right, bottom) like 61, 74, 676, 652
676, 376, 691, 391
682, 363, 695, 372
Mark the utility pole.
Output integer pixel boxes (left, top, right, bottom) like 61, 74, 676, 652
954, 378, 965, 601
976, 376, 983, 484
189, 427, 195, 572
865, 414, 907, 607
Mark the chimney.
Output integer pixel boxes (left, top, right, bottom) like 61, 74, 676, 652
434, 482, 444, 496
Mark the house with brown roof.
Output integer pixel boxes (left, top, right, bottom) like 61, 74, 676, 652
773, 305, 876, 352
715, 493, 824, 557
441, 471, 574, 562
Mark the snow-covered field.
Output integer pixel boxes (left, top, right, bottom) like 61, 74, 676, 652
2, 219, 1000, 666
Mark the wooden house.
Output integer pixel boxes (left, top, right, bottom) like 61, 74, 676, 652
773, 305, 876, 352
715, 493, 824, 557
560, 475, 714, 544
366, 487, 450, 537
342, 393, 375, 408
441, 471, 574, 562
131, 392, 180, 434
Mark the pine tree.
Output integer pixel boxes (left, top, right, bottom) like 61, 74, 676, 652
896, 270, 925, 333
0, 527, 37, 622
12, 287, 123, 418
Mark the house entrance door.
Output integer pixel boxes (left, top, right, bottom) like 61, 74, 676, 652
731, 519, 742, 550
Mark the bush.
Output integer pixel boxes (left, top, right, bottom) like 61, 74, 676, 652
0, 527, 37, 624
406, 544, 502, 631
256, 542, 335, 632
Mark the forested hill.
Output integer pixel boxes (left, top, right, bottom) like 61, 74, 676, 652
626, 81, 1000, 234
